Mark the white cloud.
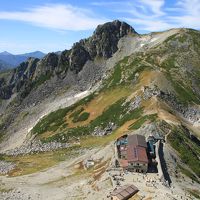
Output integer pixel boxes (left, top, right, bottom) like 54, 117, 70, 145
92, 0, 165, 17
124, 18, 172, 32
139, 0, 165, 17
121, 0, 170, 31
0, 1, 200, 33
91, 1, 126, 6
92, 0, 200, 32
92, 0, 168, 30
168, 0, 200, 29
0, 4, 107, 31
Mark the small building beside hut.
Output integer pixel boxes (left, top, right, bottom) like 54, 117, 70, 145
110, 184, 139, 200
84, 159, 95, 169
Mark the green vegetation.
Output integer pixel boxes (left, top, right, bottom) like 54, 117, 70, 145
69, 107, 90, 123
105, 54, 152, 87
0, 154, 5, 161
173, 82, 200, 105
164, 33, 187, 44
32, 56, 145, 143
40, 98, 142, 143
70, 107, 84, 119
108, 62, 122, 87
187, 29, 200, 53
164, 33, 178, 43
103, 55, 148, 88
129, 114, 157, 130
105, 57, 126, 88
177, 35, 187, 43
168, 126, 200, 178
3, 146, 80, 176
127, 62, 149, 81
32, 107, 70, 135
0, 187, 12, 193
166, 72, 200, 105
162, 55, 177, 70
188, 189, 200, 199
90, 99, 142, 128
178, 165, 200, 184
72, 112, 90, 123
32, 93, 96, 136
33, 72, 52, 88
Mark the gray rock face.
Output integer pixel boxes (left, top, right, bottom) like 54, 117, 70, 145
0, 160, 16, 174
0, 20, 137, 136
159, 91, 200, 123
1, 189, 34, 200
5, 140, 70, 156
142, 85, 200, 124
84, 20, 137, 59
69, 43, 91, 73
92, 122, 117, 136
128, 96, 142, 111
0, 58, 39, 99
0, 20, 136, 101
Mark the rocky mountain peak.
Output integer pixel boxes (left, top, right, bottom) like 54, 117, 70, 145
86, 20, 137, 58
94, 20, 137, 37
0, 20, 138, 100
66, 20, 137, 72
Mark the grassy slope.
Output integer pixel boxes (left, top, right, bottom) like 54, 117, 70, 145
0, 55, 149, 176
34, 30, 200, 180
168, 126, 200, 178
1, 29, 200, 177
32, 56, 150, 143
3, 146, 80, 177
144, 29, 200, 105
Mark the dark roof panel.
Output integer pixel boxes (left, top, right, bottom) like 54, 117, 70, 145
111, 184, 139, 200
127, 146, 148, 163
128, 134, 147, 148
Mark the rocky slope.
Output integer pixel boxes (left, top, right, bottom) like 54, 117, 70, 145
0, 20, 135, 99
0, 20, 200, 199
0, 20, 136, 146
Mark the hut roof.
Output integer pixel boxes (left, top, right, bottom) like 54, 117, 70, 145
110, 184, 139, 200
128, 134, 147, 148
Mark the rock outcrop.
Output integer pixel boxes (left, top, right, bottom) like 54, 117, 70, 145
0, 20, 136, 101
0, 20, 137, 141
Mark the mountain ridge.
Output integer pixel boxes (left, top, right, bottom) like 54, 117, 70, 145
0, 50, 46, 70
0, 20, 136, 100
0, 20, 200, 200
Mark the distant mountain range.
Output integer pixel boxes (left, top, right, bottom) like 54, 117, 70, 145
0, 51, 46, 70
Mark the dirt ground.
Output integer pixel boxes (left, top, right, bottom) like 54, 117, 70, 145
0, 142, 199, 200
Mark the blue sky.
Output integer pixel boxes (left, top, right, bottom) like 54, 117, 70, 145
0, 0, 199, 54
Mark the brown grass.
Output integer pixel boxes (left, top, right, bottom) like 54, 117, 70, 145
138, 70, 160, 86
80, 119, 137, 148
142, 97, 180, 125
66, 86, 131, 128
93, 160, 110, 181
38, 131, 57, 140
113, 119, 136, 137
5, 148, 79, 177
